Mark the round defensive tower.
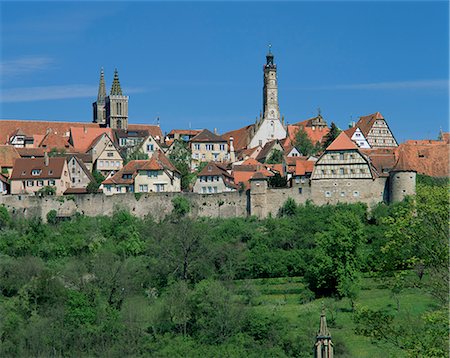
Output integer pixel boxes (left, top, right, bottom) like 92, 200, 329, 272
389, 149, 416, 203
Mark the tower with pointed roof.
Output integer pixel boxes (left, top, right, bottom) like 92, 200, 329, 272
92, 68, 107, 125
248, 46, 286, 148
105, 69, 129, 130
314, 309, 334, 358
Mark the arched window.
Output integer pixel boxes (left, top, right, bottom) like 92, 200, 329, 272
117, 119, 122, 129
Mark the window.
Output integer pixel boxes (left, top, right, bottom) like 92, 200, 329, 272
213, 153, 219, 160
194, 144, 200, 150
116, 161, 120, 167
155, 184, 165, 192
122, 174, 132, 179
147, 171, 158, 177
214, 176, 219, 181
206, 144, 214, 151
219, 144, 225, 151
147, 144, 154, 152
213, 186, 218, 193
325, 191, 331, 197
120, 138, 127, 146
105, 161, 109, 167
139, 184, 148, 192
321, 170, 325, 174
194, 153, 199, 159
107, 152, 114, 157
99, 161, 104, 167
295, 178, 300, 184
259, 140, 262, 146
339, 153, 344, 160
207, 186, 213, 193
72, 167, 76, 174
27, 180, 34, 187
200, 176, 206, 182
106, 186, 111, 192
298, 187, 303, 194
48, 180, 56, 186
331, 170, 336, 174
339, 168, 344, 175
31, 169, 41, 176
201, 187, 207, 194
340, 191, 345, 197
202, 154, 206, 159
353, 191, 360, 197
330, 155, 335, 160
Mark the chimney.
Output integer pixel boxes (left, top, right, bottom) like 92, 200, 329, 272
214, 128, 218, 135
44, 151, 49, 167
84, 127, 88, 134
229, 136, 236, 163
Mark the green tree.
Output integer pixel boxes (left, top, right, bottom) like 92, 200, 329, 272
268, 173, 287, 188
294, 127, 322, 156
305, 211, 365, 303
124, 149, 148, 164
265, 149, 284, 164
169, 140, 194, 191
322, 122, 341, 149
87, 170, 105, 193
171, 195, 191, 219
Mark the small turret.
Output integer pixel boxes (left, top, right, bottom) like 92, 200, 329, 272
389, 148, 416, 203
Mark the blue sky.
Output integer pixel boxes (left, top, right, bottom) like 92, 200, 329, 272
1, 1, 448, 142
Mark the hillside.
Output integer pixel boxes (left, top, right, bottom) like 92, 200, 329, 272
0, 177, 447, 357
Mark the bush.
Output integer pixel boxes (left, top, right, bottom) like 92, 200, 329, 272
172, 196, 190, 217
46, 210, 58, 225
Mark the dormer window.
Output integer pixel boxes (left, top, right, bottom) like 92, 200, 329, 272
48, 170, 53, 175
207, 166, 212, 172
21, 170, 26, 175
31, 169, 41, 176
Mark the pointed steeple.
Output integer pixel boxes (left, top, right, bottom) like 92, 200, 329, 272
110, 68, 123, 95
318, 308, 330, 338
314, 306, 334, 358
97, 67, 106, 104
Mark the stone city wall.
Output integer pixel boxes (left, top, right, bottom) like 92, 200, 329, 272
0, 191, 248, 222
0, 175, 406, 222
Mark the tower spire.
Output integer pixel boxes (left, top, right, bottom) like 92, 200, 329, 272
110, 68, 123, 95
314, 306, 334, 358
97, 67, 106, 104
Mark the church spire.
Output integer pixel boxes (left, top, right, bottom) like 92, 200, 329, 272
110, 68, 123, 95
97, 67, 106, 104
266, 43, 275, 67
314, 307, 334, 358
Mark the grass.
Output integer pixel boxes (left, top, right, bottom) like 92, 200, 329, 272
233, 273, 437, 357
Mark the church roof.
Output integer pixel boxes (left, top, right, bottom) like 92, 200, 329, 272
110, 68, 123, 96
97, 68, 106, 103
325, 132, 358, 151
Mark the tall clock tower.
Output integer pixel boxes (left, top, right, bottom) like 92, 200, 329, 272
263, 46, 280, 121
248, 46, 286, 149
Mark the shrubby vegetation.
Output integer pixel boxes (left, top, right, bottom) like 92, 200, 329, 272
0, 176, 447, 356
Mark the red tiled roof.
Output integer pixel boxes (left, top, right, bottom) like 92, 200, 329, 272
16, 147, 47, 158
0, 145, 20, 168
343, 126, 357, 138
70, 127, 114, 153
190, 129, 226, 142
284, 124, 330, 150
39, 132, 73, 150
294, 158, 315, 176
356, 112, 384, 136
394, 140, 449, 177
0, 120, 162, 148
222, 124, 255, 152
168, 129, 202, 137
361, 148, 397, 174
103, 150, 178, 185
326, 132, 358, 151
10, 157, 66, 180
